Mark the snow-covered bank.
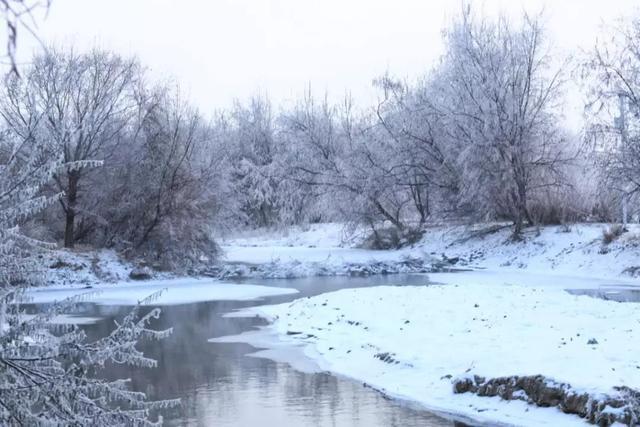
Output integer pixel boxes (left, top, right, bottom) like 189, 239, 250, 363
41, 222, 640, 285
217, 223, 437, 278
27, 278, 298, 305
225, 282, 640, 426
43, 248, 141, 287
418, 223, 640, 281
220, 222, 640, 282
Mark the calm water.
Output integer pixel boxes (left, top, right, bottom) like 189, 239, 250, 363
78, 275, 472, 427
567, 287, 640, 302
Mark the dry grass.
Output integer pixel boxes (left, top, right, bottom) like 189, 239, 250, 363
602, 224, 626, 244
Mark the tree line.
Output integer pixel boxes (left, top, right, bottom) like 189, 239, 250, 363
3, 9, 640, 263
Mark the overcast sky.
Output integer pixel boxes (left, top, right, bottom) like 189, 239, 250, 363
11, 0, 640, 128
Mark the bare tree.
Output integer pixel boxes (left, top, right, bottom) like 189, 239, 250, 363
440, 8, 571, 236
95, 84, 220, 269
1, 0, 50, 75
584, 13, 640, 221
0, 47, 139, 247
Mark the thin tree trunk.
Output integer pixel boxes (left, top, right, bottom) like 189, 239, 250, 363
372, 198, 405, 231
64, 173, 79, 248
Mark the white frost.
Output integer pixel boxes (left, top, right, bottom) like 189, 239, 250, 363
26, 278, 298, 305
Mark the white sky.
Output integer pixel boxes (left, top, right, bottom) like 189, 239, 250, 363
11, 0, 640, 128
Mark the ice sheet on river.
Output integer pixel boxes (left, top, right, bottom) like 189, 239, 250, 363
26, 278, 298, 305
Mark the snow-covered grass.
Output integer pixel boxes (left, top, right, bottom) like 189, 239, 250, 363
220, 223, 363, 248
26, 278, 298, 306
417, 223, 640, 281
226, 281, 640, 426
42, 247, 139, 287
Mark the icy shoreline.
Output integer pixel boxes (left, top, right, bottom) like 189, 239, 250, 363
43, 222, 640, 285
26, 277, 298, 306
223, 281, 640, 426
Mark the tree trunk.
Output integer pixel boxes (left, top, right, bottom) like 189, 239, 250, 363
513, 214, 524, 240
372, 198, 405, 231
63, 173, 79, 248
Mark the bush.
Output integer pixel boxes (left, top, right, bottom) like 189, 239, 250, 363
602, 224, 626, 244
359, 226, 424, 250
528, 187, 591, 226
122, 223, 219, 272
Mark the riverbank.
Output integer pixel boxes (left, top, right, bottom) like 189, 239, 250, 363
220, 222, 640, 282
43, 222, 640, 286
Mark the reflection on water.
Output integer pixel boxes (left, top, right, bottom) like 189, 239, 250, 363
79, 275, 467, 426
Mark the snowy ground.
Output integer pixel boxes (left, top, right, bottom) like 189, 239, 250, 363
418, 223, 640, 281
217, 223, 436, 278
223, 281, 640, 426
32, 223, 640, 423
42, 247, 140, 287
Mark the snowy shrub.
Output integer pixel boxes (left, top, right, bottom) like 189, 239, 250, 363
602, 224, 626, 244
359, 226, 425, 250
528, 185, 590, 226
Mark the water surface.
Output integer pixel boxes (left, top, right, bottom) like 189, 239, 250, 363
81, 275, 469, 426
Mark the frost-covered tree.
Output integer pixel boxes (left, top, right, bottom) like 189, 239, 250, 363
278, 79, 458, 242
219, 94, 320, 228
0, 128, 176, 424
228, 95, 281, 227
279, 90, 348, 224
584, 13, 640, 220
440, 8, 571, 236
94, 85, 220, 269
371, 74, 461, 225
0, 47, 139, 248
